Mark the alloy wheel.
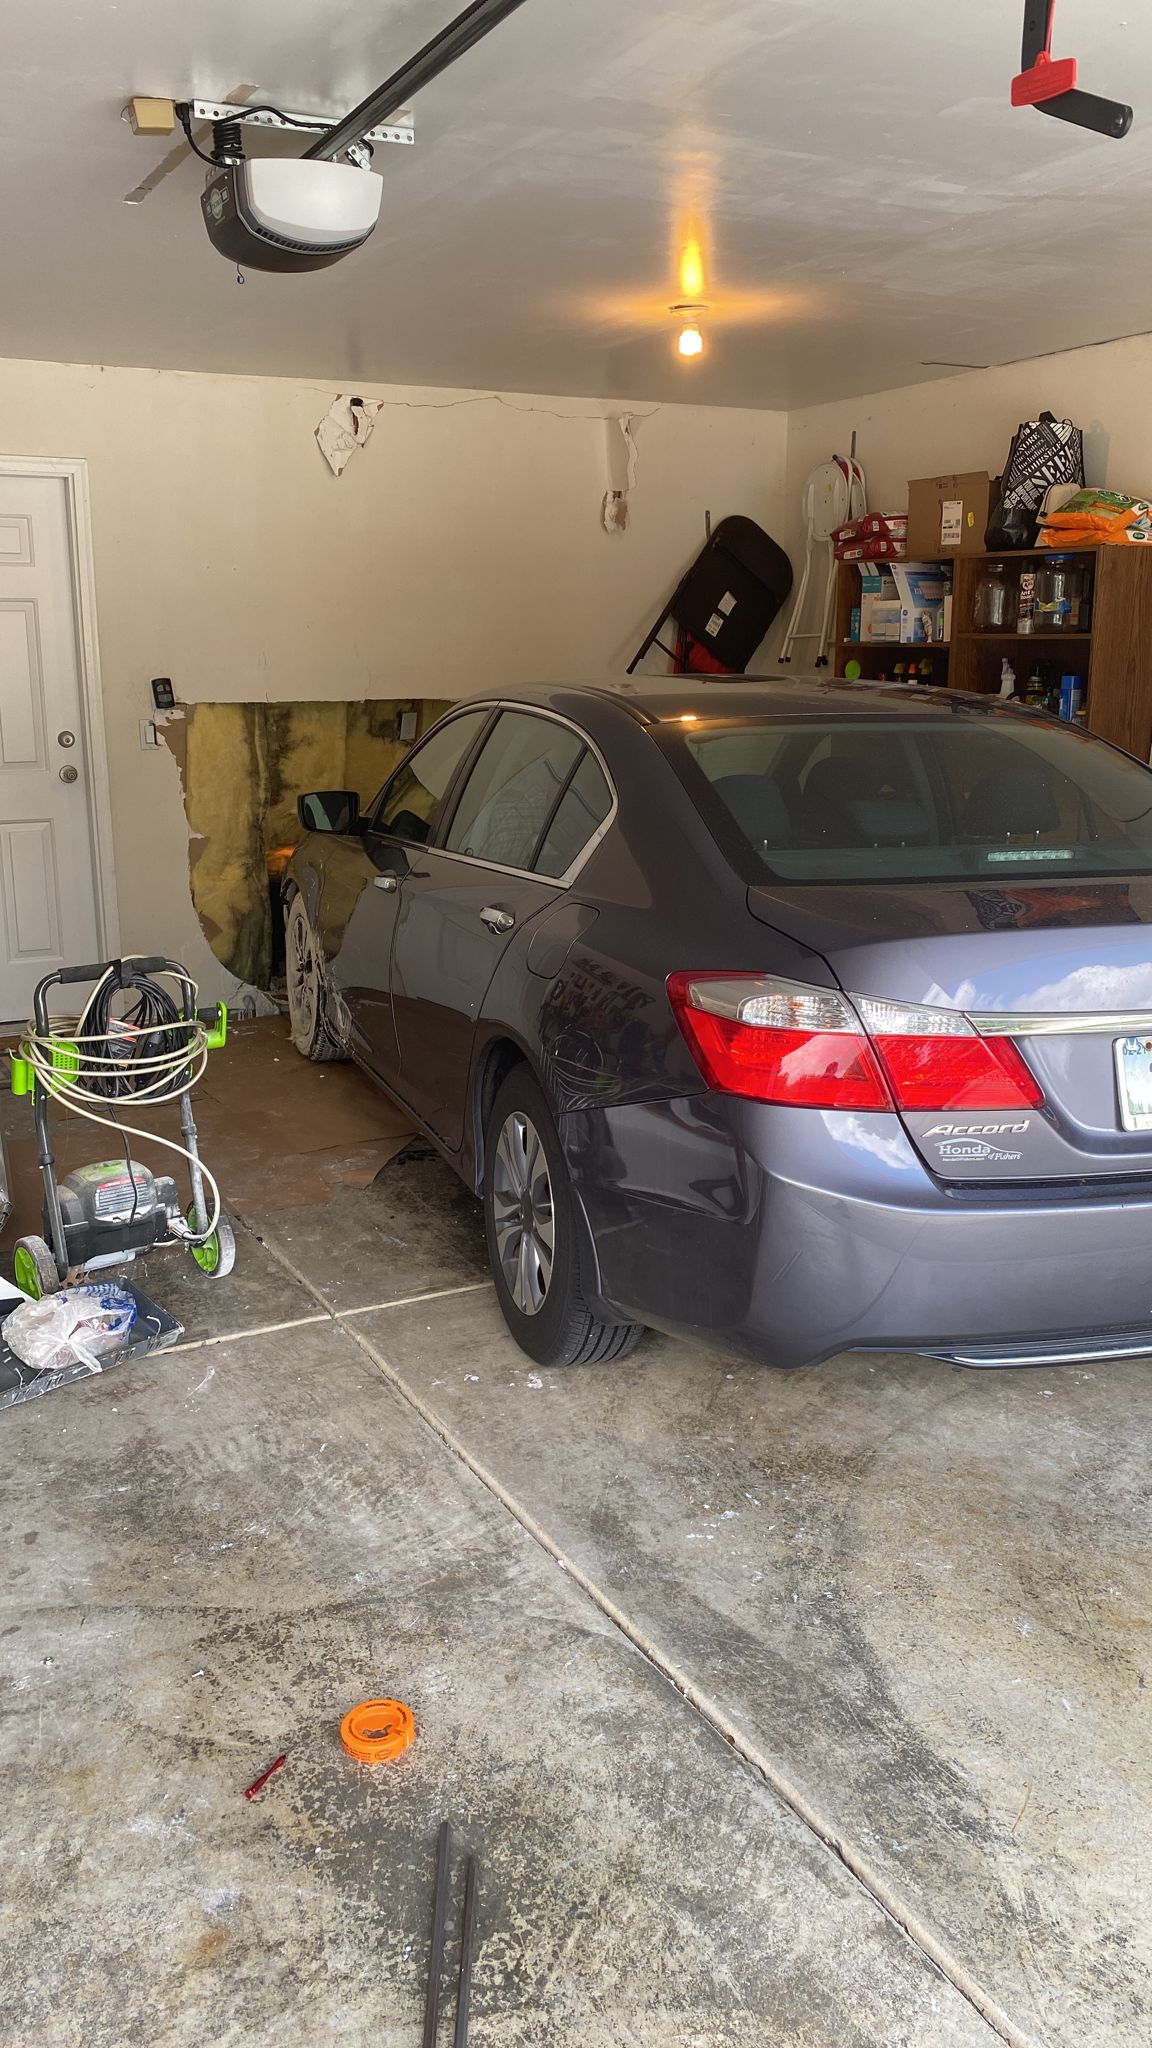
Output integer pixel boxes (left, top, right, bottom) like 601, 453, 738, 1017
492, 1111, 555, 1316
287, 902, 319, 1045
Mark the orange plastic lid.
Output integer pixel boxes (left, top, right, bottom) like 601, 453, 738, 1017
340, 1697, 416, 1764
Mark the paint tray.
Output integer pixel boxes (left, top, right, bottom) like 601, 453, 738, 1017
0, 1282, 183, 1413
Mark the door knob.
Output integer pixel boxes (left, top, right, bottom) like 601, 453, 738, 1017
59, 765, 79, 784
58, 730, 76, 748
480, 904, 515, 934
374, 874, 399, 892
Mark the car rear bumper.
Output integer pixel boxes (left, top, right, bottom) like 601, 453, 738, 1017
564, 1094, 1152, 1369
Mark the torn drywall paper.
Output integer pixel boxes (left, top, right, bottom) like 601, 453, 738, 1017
620, 413, 639, 492
601, 412, 640, 534
316, 395, 384, 477
601, 490, 628, 534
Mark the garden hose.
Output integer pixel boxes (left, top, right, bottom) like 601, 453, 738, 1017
19, 959, 222, 1242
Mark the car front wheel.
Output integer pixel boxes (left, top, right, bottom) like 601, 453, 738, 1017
285, 893, 345, 1061
483, 1066, 644, 1368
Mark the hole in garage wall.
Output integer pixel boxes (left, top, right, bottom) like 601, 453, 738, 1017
171, 699, 453, 990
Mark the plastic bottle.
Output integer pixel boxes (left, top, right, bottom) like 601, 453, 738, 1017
1059, 674, 1084, 721
999, 659, 1016, 700
1017, 568, 1037, 635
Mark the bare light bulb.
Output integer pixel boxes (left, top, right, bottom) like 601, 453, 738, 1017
671, 301, 707, 361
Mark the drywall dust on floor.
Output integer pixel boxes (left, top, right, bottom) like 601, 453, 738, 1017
164, 698, 452, 987
7, 1042, 1146, 2042
0, 1313, 999, 2048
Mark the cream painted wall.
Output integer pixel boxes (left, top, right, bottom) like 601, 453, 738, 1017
783, 333, 1152, 558
0, 356, 788, 1000
16, 331, 1147, 1006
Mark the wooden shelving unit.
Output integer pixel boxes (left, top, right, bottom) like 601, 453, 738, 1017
833, 547, 1152, 757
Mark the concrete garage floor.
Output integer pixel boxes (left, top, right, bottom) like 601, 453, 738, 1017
1, 1034, 1150, 2046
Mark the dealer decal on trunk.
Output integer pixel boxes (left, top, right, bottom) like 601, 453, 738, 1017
935, 1140, 1025, 1164
925, 1121, 1033, 1137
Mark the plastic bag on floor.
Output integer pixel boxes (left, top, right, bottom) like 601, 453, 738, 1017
2, 1286, 138, 1375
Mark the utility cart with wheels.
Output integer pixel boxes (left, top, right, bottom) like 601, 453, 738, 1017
7, 957, 234, 1298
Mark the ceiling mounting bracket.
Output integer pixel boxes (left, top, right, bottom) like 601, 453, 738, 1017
1012, 3, 1133, 139
185, 99, 414, 147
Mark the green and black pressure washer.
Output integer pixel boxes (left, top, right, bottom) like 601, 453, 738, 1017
8, 956, 233, 1300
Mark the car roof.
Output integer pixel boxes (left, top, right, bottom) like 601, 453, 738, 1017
454, 676, 1027, 726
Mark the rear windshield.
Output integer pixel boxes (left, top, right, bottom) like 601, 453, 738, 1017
663, 715, 1152, 883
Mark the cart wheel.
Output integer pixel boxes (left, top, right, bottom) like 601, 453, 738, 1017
188, 1207, 237, 1279
13, 1236, 61, 1300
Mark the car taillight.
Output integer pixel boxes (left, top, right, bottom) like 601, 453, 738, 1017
667, 974, 1044, 1115
854, 996, 1043, 1111
667, 973, 891, 1109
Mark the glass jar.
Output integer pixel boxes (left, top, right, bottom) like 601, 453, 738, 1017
1034, 555, 1088, 632
973, 561, 1017, 631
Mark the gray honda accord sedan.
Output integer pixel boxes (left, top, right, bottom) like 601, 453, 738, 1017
284, 679, 1152, 1371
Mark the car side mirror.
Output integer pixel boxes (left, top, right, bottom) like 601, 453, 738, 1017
297, 789, 360, 834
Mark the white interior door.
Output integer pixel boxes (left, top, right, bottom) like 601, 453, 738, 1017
0, 474, 101, 1019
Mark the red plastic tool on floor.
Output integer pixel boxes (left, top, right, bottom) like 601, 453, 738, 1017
243, 1752, 287, 1800
1012, 2, 1132, 138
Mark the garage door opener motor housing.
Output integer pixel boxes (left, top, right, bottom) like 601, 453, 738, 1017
201, 156, 384, 271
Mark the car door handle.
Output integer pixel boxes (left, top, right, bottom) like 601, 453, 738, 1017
480, 904, 515, 934
374, 874, 399, 892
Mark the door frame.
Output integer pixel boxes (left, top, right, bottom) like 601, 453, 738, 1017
0, 453, 120, 961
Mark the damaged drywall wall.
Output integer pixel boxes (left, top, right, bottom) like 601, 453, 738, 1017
165, 699, 452, 988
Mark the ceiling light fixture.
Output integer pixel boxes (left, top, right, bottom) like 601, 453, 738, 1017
672, 303, 706, 360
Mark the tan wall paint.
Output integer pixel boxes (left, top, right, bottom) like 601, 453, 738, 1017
783, 334, 1152, 560
19, 331, 1146, 1004
0, 355, 788, 1000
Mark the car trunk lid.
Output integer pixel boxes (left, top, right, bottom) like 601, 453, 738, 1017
748, 876, 1152, 1182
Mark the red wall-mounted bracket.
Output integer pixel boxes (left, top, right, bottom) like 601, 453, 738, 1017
1012, 2, 1132, 138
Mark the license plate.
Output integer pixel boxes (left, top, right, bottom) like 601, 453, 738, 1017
1115, 1035, 1152, 1130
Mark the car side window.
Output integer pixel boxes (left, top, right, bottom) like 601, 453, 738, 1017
371, 711, 489, 845
445, 712, 584, 871
534, 749, 613, 877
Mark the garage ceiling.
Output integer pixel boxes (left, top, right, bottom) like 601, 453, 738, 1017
5, 0, 1152, 408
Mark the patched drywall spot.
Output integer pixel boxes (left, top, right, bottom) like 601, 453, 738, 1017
164, 700, 452, 988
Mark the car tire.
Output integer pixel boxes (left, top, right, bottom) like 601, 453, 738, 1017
285, 892, 346, 1061
484, 1066, 644, 1368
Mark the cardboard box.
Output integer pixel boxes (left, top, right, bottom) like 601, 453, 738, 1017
856, 562, 951, 644
891, 563, 952, 645
906, 472, 995, 557
856, 566, 900, 643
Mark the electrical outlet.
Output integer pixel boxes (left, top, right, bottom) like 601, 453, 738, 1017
139, 719, 160, 749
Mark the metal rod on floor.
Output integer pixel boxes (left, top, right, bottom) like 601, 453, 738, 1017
304, 0, 533, 161
453, 1853, 478, 2048
422, 1820, 453, 2048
